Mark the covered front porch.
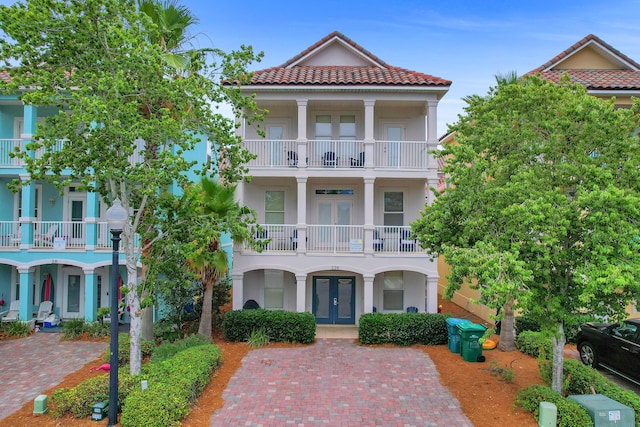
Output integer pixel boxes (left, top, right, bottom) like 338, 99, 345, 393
231, 266, 439, 325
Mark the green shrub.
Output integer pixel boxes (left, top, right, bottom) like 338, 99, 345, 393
515, 384, 593, 427
540, 358, 640, 426
101, 333, 155, 364
153, 318, 182, 343
62, 318, 87, 340
358, 313, 448, 346
516, 330, 552, 358
85, 321, 110, 338
223, 309, 316, 343
50, 371, 137, 418
246, 328, 269, 348
4, 321, 33, 337
120, 344, 222, 427
515, 316, 540, 336
150, 334, 211, 363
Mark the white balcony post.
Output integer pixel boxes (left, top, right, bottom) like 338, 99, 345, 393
364, 177, 375, 254
296, 177, 307, 252
296, 274, 306, 312
364, 100, 375, 168
296, 99, 308, 167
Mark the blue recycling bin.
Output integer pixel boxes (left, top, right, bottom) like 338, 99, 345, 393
446, 318, 471, 353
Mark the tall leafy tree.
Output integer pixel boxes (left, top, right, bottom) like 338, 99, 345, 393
145, 177, 257, 339
0, 0, 262, 374
413, 75, 640, 392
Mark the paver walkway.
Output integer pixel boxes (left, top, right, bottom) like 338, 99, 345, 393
210, 339, 473, 427
0, 332, 106, 420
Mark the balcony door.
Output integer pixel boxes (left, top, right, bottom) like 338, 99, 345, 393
268, 125, 284, 166
316, 197, 352, 251
384, 125, 404, 167
64, 191, 86, 246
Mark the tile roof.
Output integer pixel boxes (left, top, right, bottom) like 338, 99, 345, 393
248, 31, 451, 88
527, 34, 640, 90
0, 69, 10, 83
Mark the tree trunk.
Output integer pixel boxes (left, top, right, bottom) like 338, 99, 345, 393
140, 289, 154, 341
198, 279, 213, 339
126, 255, 142, 375
551, 322, 566, 393
497, 299, 517, 351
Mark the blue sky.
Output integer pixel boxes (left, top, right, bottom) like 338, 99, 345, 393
2, 0, 640, 135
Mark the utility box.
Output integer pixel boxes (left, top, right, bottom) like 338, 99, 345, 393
568, 394, 635, 427
91, 401, 108, 421
33, 394, 48, 415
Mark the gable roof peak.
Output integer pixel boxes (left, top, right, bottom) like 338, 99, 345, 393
281, 31, 389, 69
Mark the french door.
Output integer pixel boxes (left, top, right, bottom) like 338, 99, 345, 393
62, 268, 84, 318
313, 276, 355, 324
316, 198, 352, 251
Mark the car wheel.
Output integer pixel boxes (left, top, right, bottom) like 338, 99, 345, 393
578, 342, 598, 367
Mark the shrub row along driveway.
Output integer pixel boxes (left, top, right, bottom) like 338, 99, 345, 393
210, 339, 472, 427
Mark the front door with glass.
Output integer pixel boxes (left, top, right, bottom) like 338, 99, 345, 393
313, 276, 355, 324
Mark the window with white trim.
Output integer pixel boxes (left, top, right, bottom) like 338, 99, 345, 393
384, 192, 404, 226
265, 190, 285, 224
264, 269, 284, 310
383, 271, 404, 311
315, 115, 332, 140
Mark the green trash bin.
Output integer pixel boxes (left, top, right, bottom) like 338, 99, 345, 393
457, 322, 487, 362
446, 318, 471, 353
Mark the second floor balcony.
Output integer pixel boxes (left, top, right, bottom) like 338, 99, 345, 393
240, 224, 427, 255
243, 140, 436, 170
0, 220, 140, 251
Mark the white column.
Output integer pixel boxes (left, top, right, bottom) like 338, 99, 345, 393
426, 99, 438, 142
363, 274, 375, 313
232, 273, 244, 310
296, 177, 307, 252
363, 100, 375, 168
364, 177, 375, 254
297, 99, 308, 167
296, 274, 307, 312
425, 275, 439, 313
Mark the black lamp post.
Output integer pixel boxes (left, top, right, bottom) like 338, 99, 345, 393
105, 199, 127, 427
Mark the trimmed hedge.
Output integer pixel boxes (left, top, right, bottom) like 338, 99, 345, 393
358, 313, 448, 346
515, 384, 593, 427
120, 344, 222, 427
50, 371, 137, 418
150, 334, 211, 363
223, 309, 316, 343
101, 333, 156, 365
516, 330, 552, 359
540, 358, 640, 427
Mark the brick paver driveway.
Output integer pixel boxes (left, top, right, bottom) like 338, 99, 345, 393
211, 339, 472, 427
0, 332, 106, 420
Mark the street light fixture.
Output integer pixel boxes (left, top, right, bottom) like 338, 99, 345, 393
105, 199, 127, 427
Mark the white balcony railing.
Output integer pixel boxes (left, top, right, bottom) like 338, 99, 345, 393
241, 224, 426, 255
243, 140, 298, 168
0, 221, 21, 248
243, 139, 433, 169
32, 221, 86, 249
0, 139, 23, 167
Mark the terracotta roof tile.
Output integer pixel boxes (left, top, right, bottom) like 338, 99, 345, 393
0, 69, 10, 83
533, 69, 640, 90
250, 65, 450, 86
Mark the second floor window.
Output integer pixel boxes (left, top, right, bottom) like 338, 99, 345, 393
265, 190, 285, 224
384, 192, 404, 226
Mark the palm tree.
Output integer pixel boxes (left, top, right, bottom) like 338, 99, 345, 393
190, 177, 253, 339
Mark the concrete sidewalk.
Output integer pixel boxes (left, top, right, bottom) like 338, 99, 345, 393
210, 339, 473, 427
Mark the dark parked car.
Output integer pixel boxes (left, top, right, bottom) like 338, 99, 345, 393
576, 318, 640, 385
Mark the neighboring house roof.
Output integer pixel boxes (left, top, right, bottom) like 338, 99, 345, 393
527, 34, 640, 91
0, 69, 10, 83
248, 31, 451, 88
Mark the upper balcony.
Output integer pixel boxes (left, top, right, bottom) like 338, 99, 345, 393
0, 220, 140, 251
243, 139, 436, 171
